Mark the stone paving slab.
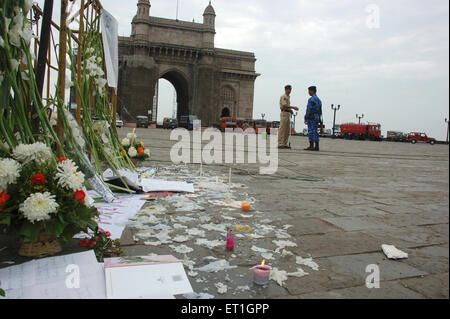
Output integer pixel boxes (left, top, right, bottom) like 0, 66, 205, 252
281, 217, 342, 236
298, 281, 424, 299
322, 216, 397, 232
400, 273, 449, 299
402, 245, 449, 275
325, 252, 428, 285
290, 231, 383, 258
364, 224, 449, 249
324, 205, 391, 217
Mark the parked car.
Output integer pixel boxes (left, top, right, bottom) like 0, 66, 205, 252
169, 118, 178, 129
162, 118, 171, 129
387, 131, 406, 142
407, 132, 436, 145
136, 116, 149, 128
179, 115, 199, 130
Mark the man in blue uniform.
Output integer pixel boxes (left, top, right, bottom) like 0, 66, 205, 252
304, 86, 322, 151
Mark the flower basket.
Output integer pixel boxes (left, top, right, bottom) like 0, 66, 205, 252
18, 228, 62, 258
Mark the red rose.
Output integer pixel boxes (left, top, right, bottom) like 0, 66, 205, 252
0, 192, 10, 206
79, 239, 90, 247
74, 190, 86, 203
59, 157, 68, 162
105, 231, 111, 237
31, 173, 46, 185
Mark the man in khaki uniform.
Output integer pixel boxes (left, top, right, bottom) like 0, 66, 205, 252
278, 85, 298, 149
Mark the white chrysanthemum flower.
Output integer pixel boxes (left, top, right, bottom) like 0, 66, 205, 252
20, 192, 59, 224
0, 158, 21, 192
121, 138, 130, 147
144, 149, 150, 157
23, 0, 34, 14
56, 159, 85, 192
128, 147, 138, 158
13, 142, 53, 164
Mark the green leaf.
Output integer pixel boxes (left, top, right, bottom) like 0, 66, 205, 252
0, 288, 5, 297
19, 222, 41, 243
45, 218, 69, 237
0, 215, 11, 226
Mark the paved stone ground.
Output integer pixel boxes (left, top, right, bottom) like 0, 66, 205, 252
1, 127, 448, 299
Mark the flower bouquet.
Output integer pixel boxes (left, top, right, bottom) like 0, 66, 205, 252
79, 228, 123, 262
0, 142, 99, 258
121, 131, 151, 165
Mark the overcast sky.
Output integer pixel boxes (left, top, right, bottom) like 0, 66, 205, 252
38, 0, 449, 139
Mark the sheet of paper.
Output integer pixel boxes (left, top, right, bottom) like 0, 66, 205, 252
74, 194, 146, 240
140, 179, 195, 193
0, 251, 106, 299
104, 255, 193, 299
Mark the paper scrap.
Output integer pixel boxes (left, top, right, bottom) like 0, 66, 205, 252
382, 244, 408, 259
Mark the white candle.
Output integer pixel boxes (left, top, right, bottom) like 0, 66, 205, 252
200, 162, 203, 177
228, 167, 232, 186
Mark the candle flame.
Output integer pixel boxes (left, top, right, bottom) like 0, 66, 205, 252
261, 259, 266, 266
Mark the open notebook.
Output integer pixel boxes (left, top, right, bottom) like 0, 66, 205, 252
104, 255, 193, 299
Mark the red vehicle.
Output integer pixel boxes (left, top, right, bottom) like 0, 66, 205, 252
341, 123, 382, 141
219, 117, 237, 132
407, 132, 436, 145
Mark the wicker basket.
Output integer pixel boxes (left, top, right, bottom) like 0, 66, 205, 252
18, 229, 62, 258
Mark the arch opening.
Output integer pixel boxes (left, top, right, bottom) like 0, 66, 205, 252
221, 107, 231, 118
159, 70, 190, 121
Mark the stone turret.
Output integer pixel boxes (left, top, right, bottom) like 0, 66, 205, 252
132, 0, 151, 39
202, 1, 216, 48
203, 1, 216, 28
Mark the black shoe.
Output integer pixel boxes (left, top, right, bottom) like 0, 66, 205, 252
313, 142, 320, 151
304, 142, 314, 151
278, 146, 288, 149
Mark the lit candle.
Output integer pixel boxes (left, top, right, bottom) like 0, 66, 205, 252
253, 260, 271, 286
